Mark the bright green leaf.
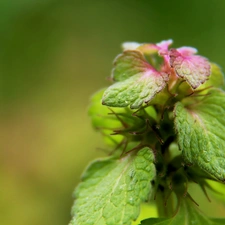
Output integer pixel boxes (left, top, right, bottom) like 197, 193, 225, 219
70, 147, 156, 225
140, 199, 225, 225
89, 89, 154, 147
102, 50, 168, 109
207, 180, 225, 203
174, 89, 225, 181
89, 89, 125, 146
132, 203, 158, 225
140, 218, 168, 225
197, 63, 225, 90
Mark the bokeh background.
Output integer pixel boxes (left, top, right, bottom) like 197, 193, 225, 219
1, 0, 225, 224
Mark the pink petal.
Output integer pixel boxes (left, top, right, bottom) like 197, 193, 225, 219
122, 42, 141, 51
176, 46, 197, 56
156, 39, 173, 53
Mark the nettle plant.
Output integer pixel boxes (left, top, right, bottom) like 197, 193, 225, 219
70, 40, 225, 225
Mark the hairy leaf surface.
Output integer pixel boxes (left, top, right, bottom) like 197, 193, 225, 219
174, 89, 225, 181
70, 147, 156, 225
169, 48, 211, 89
89, 89, 157, 147
102, 50, 168, 109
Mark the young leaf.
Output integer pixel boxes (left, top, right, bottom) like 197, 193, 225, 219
102, 50, 168, 109
197, 63, 225, 90
140, 199, 225, 225
207, 180, 225, 203
174, 89, 225, 181
169, 48, 211, 89
122, 39, 173, 55
89, 89, 127, 146
70, 147, 156, 225
89, 89, 154, 148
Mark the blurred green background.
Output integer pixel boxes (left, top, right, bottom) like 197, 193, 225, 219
1, 0, 225, 224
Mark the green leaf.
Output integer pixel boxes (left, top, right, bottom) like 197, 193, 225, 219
140, 218, 168, 225
89, 89, 156, 147
207, 180, 225, 203
70, 147, 156, 225
174, 89, 225, 181
140, 199, 225, 225
89, 89, 125, 146
197, 63, 225, 90
102, 50, 168, 109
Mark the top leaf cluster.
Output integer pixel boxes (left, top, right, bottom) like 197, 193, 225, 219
102, 40, 215, 108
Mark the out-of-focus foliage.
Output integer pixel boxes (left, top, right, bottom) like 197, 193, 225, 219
1, 0, 225, 224
140, 199, 225, 225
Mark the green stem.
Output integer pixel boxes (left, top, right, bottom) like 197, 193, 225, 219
155, 186, 175, 218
